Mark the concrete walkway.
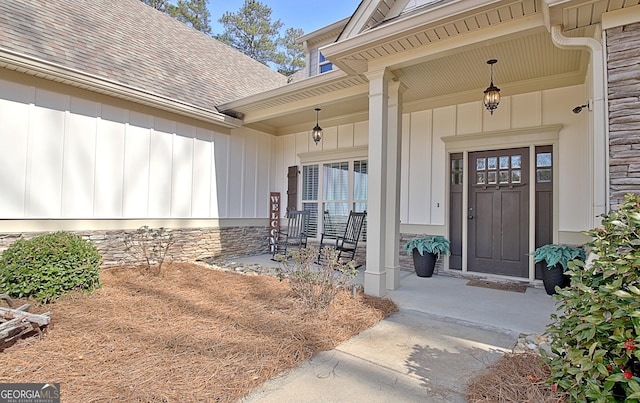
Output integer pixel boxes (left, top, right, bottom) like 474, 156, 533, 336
233, 255, 558, 402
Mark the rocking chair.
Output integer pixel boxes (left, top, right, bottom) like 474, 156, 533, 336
272, 210, 310, 258
318, 210, 367, 265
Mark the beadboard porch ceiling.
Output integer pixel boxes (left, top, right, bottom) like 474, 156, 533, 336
222, 0, 637, 136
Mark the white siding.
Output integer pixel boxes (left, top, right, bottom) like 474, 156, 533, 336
272, 85, 590, 233
0, 80, 31, 217
0, 76, 272, 220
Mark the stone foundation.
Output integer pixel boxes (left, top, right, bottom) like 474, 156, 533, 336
0, 226, 271, 267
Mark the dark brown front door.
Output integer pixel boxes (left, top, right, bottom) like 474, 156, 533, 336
468, 148, 529, 277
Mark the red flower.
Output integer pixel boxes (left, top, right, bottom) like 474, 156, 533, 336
624, 338, 636, 351
607, 364, 613, 372
551, 384, 558, 392
624, 371, 633, 380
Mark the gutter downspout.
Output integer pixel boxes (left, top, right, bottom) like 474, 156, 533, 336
550, 24, 609, 225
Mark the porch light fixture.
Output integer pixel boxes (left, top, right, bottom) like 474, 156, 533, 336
572, 103, 589, 114
483, 59, 500, 115
311, 108, 323, 145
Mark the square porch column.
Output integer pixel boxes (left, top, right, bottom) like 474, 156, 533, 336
385, 79, 406, 290
363, 68, 402, 296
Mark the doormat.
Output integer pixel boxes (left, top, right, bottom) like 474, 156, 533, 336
466, 279, 527, 293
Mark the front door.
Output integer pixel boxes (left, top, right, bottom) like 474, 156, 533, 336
468, 148, 529, 277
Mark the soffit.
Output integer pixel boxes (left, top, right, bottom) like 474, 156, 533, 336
224, 0, 637, 136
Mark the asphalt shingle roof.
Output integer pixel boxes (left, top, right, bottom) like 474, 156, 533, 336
0, 0, 288, 109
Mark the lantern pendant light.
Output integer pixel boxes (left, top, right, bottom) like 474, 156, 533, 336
483, 59, 500, 115
311, 108, 322, 145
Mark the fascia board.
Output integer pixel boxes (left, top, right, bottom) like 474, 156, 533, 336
322, 0, 503, 59
602, 4, 640, 29
0, 48, 241, 128
218, 70, 349, 111
297, 17, 350, 44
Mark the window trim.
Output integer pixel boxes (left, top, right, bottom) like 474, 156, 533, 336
318, 51, 333, 74
299, 145, 368, 165
299, 149, 369, 240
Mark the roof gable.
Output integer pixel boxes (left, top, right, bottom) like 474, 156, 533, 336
338, 0, 458, 40
0, 0, 288, 111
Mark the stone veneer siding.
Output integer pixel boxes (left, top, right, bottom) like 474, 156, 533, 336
607, 22, 640, 209
0, 226, 271, 267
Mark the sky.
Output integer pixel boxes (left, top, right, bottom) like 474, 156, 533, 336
208, 1, 363, 36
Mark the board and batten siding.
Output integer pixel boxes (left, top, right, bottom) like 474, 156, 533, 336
607, 22, 640, 209
0, 74, 272, 221
271, 84, 591, 235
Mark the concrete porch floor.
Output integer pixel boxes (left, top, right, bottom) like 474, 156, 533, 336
229, 253, 560, 402
228, 253, 557, 336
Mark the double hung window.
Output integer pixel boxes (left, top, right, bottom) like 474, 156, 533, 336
301, 159, 367, 239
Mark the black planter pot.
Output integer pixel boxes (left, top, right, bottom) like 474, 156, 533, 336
542, 263, 568, 295
412, 250, 437, 277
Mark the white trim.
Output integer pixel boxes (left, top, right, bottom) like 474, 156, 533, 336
299, 145, 368, 164
0, 48, 241, 129
442, 124, 562, 152
602, 5, 640, 30
0, 218, 268, 232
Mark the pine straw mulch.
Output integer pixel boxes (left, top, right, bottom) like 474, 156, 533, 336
0, 262, 397, 402
467, 352, 564, 402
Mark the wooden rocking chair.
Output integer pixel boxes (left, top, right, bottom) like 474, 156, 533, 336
318, 210, 367, 265
272, 210, 310, 258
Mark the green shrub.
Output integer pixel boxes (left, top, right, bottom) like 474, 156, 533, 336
545, 194, 640, 401
0, 232, 102, 303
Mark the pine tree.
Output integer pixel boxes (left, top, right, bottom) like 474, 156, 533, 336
274, 27, 305, 76
141, 0, 211, 35
217, 0, 283, 65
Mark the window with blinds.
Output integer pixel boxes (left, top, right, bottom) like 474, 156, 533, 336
302, 165, 319, 237
301, 159, 367, 240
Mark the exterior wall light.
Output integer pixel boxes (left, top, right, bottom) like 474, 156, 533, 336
483, 59, 500, 115
311, 108, 322, 145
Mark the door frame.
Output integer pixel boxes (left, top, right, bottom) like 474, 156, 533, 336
442, 125, 561, 281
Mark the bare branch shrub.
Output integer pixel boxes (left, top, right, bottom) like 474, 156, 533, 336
123, 226, 174, 275
276, 247, 358, 310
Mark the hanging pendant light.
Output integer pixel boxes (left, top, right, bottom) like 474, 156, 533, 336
311, 108, 322, 145
483, 59, 500, 115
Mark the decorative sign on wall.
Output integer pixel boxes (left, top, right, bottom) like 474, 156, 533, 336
269, 192, 280, 252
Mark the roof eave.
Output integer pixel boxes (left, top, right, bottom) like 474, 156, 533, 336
218, 69, 350, 113
0, 48, 242, 129
322, 0, 503, 62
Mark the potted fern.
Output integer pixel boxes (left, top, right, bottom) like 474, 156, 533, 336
403, 235, 450, 277
532, 244, 586, 295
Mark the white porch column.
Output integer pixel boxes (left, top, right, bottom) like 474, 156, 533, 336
363, 68, 392, 297
385, 79, 406, 290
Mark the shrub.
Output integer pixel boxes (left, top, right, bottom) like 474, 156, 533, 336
545, 193, 640, 401
123, 226, 174, 274
275, 247, 358, 310
0, 232, 102, 303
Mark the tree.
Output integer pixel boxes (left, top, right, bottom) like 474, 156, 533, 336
274, 27, 305, 76
140, 0, 211, 35
217, 0, 283, 65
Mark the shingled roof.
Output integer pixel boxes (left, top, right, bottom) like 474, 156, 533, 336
0, 0, 288, 111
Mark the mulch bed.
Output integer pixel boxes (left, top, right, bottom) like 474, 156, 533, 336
467, 352, 562, 402
0, 263, 397, 402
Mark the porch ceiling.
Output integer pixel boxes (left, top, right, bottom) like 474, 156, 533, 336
227, 0, 637, 136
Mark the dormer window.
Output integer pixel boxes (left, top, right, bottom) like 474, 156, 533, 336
319, 51, 333, 73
